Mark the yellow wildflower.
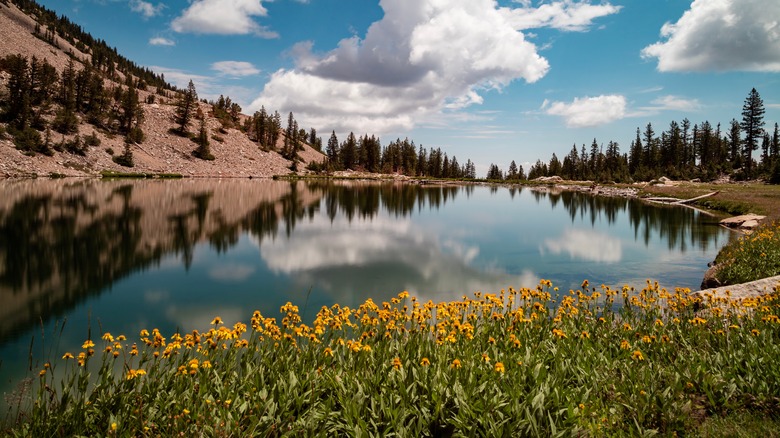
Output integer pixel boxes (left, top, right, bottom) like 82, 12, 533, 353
62, 352, 74, 359
451, 359, 462, 369
481, 353, 490, 363
631, 350, 644, 361
211, 316, 223, 325
751, 329, 760, 336
620, 339, 630, 350
82, 340, 95, 349
420, 357, 430, 366
323, 347, 333, 357
392, 357, 402, 370
494, 362, 505, 373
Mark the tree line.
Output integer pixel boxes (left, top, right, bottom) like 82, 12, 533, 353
515, 88, 778, 184
0, 54, 143, 164
4, 0, 171, 92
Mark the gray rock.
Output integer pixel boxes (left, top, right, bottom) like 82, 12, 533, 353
720, 214, 766, 230
700, 264, 722, 289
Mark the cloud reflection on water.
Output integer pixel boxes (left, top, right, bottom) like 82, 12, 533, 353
258, 214, 538, 305
542, 228, 622, 263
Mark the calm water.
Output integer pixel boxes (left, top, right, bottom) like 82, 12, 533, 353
0, 178, 732, 397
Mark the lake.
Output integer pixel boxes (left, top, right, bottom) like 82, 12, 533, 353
0, 178, 732, 400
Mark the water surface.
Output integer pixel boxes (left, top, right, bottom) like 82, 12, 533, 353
0, 178, 732, 397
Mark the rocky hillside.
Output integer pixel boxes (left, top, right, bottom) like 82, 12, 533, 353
0, 1, 325, 178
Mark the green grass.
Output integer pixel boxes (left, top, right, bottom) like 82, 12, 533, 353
696, 412, 780, 438
639, 182, 780, 221
714, 221, 780, 285
4, 281, 780, 437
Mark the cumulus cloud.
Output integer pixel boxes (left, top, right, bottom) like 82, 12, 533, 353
149, 37, 175, 46
130, 0, 164, 18
211, 61, 261, 77
171, 0, 278, 37
250, 0, 619, 135
543, 94, 626, 127
641, 0, 780, 72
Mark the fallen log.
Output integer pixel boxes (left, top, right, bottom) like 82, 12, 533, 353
643, 197, 683, 203
672, 191, 719, 205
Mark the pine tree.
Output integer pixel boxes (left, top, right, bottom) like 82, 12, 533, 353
113, 142, 134, 167
119, 83, 144, 143
326, 131, 339, 169
740, 88, 765, 177
727, 119, 742, 169
1, 54, 31, 129
193, 118, 215, 160
174, 80, 198, 134
507, 160, 518, 180
341, 132, 357, 170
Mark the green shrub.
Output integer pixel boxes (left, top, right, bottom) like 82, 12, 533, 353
715, 221, 780, 284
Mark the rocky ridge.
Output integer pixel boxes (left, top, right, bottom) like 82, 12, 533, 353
0, 2, 325, 178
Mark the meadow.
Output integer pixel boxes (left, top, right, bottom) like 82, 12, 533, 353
4, 278, 780, 437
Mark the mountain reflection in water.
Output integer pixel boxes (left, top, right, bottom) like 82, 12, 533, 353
0, 179, 732, 349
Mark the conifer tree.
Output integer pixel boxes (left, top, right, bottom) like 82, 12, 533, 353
326, 131, 339, 168
193, 118, 215, 160
740, 88, 765, 176
507, 160, 519, 180
174, 80, 198, 134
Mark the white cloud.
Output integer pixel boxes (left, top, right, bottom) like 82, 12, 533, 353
150, 66, 213, 91
641, 0, 780, 72
151, 65, 259, 107
649, 95, 701, 112
505, 0, 622, 31
544, 94, 626, 127
149, 37, 175, 46
130, 0, 164, 18
171, 0, 278, 37
211, 61, 261, 77
250, 0, 619, 135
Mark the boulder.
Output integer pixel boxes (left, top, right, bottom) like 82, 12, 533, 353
532, 176, 563, 183
700, 265, 722, 289
720, 214, 765, 230
741, 219, 760, 230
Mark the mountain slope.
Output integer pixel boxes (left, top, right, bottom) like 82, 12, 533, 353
0, 0, 325, 178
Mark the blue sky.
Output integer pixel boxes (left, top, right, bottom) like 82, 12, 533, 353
40, 0, 780, 174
